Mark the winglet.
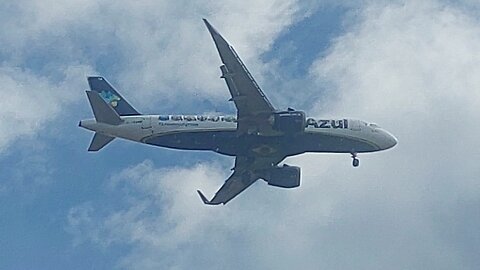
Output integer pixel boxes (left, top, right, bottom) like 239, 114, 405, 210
196, 190, 220, 205
202, 18, 218, 36
202, 18, 230, 54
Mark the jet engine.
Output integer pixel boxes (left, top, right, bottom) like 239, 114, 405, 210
264, 165, 301, 188
272, 110, 306, 134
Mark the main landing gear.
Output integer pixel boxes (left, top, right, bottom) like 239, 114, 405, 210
351, 153, 360, 167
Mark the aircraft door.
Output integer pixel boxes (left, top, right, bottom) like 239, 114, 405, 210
141, 116, 152, 129
349, 120, 362, 131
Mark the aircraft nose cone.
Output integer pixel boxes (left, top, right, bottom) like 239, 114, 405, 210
382, 130, 398, 150
388, 133, 398, 148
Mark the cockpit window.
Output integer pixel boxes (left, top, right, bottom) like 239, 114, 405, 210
369, 123, 379, 128
224, 116, 237, 122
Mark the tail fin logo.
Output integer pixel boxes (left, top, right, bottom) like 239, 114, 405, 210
99, 90, 121, 107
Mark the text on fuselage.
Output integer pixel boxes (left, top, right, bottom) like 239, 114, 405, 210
306, 119, 348, 129
159, 115, 237, 122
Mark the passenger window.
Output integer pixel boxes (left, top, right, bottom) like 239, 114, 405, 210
207, 116, 219, 122
184, 115, 196, 121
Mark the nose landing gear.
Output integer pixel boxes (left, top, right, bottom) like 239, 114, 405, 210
351, 153, 359, 167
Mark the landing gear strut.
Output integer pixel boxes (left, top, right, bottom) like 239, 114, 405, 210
351, 153, 359, 167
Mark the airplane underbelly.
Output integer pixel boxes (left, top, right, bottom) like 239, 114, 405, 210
299, 132, 379, 153
143, 130, 379, 157
143, 130, 239, 156
144, 131, 292, 156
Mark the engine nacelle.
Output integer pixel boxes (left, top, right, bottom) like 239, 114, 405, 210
272, 111, 306, 134
264, 165, 301, 188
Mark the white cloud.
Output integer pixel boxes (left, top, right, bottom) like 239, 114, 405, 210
67, 160, 237, 268
0, 0, 98, 154
0, 65, 92, 153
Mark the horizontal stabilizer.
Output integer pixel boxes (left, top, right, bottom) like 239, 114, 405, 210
86, 91, 122, 125
88, 133, 115, 151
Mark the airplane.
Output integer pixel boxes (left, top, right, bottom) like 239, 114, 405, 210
79, 19, 397, 205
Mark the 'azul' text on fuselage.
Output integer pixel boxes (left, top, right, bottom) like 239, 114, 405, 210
306, 119, 348, 129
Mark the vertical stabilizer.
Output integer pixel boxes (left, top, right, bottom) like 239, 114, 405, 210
86, 91, 122, 125
87, 76, 140, 116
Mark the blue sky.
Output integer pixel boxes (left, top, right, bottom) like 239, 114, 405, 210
1, 1, 480, 269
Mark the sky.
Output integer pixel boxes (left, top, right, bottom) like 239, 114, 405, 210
1, 0, 480, 269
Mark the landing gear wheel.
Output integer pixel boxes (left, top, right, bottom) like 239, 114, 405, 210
353, 158, 360, 167
351, 153, 359, 167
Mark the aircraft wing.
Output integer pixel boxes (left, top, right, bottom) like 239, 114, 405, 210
197, 168, 257, 205
203, 19, 275, 132
197, 155, 283, 205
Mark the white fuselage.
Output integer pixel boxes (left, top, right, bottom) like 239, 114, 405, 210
80, 114, 397, 157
